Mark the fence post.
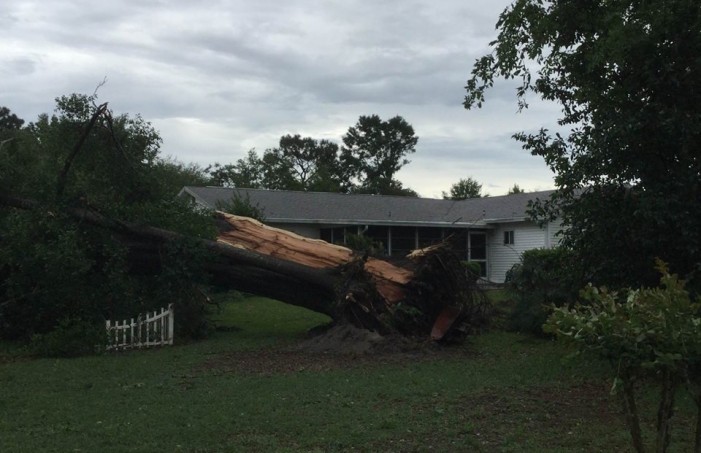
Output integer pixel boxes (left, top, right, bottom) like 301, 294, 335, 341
130, 317, 135, 347
106, 320, 112, 350
168, 303, 174, 345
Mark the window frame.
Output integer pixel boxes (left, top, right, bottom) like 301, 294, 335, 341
503, 230, 515, 245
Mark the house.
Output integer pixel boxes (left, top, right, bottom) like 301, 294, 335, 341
179, 186, 561, 283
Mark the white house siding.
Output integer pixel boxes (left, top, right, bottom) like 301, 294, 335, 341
488, 221, 548, 283
545, 220, 564, 248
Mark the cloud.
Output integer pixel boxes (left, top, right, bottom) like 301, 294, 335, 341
1, 0, 560, 197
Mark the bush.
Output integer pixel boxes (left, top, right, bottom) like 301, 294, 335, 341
505, 247, 583, 335
462, 261, 482, 284
345, 233, 385, 256
544, 261, 701, 453
30, 317, 106, 357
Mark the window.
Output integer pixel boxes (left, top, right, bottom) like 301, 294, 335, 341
364, 226, 389, 255
447, 230, 467, 260
417, 227, 443, 248
320, 227, 348, 245
469, 233, 486, 260
503, 230, 515, 245
468, 232, 487, 277
320, 228, 332, 243
390, 226, 416, 257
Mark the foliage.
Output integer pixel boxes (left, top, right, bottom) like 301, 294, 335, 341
29, 317, 106, 358
215, 192, 266, 222
442, 177, 485, 200
265, 134, 343, 192
0, 106, 25, 131
507, 184, 524, 195
344, 233, 385, 256
152, 157, 210, 198
544, 262, 701, 453
340, 114, 418, 195
0, 210, 117, 340
149, 240, 216, 340
505, 247, 583, 335
0, 95, 215, 349
207, 149, 265, 189
462, 260, 482, 284
209, 117, 420, 197
464, 0, 701, 290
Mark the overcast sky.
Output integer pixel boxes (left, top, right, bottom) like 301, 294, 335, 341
2, 0, 561, 198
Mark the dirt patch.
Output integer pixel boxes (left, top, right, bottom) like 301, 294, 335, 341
292, 324, 425, 355
198, 324, 472, 376
462, 382, 623, 450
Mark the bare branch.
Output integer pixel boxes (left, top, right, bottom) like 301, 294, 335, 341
56, 102, 109, 198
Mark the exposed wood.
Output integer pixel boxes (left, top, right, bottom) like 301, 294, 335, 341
216, 212, 412, 304
1, 194, 490, 339
214, 211, 489, 338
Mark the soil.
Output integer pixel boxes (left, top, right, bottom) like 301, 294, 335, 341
198, 324, 472, 376
462, 381, 623, 449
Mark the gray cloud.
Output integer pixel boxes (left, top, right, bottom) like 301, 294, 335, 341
1, 0, 557, 197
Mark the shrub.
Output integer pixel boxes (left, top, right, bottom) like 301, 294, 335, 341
461, 261, 482, 284
345, 233, 385, 256
544, 261, 701, 453
505, 247, 583, 335
30, 317, 106, 357
216, 193, 266, 221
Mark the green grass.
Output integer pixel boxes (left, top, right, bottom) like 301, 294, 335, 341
0, 295, 697, 452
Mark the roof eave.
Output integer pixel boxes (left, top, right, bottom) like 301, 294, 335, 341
263, 218, 493, 228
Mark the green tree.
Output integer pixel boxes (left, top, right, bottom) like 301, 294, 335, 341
442, 177, 485, 200
153, 157, 210, 198
207, 149, 264, 189
507, 184, 524, 195
0, 107, 29, 193
464, 0, 701, 289
545, 262, 701, 453
216, 193, 266, 221
208, 136, 344, 192
0, 106, 24, 131
0, 94, 214, 347
341, 115, 418, 196
255, 135, 344, 191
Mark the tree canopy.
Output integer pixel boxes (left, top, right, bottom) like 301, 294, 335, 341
465, 0, 701, 288
208, 115, 419, 196
507, 184, 524, 195
0, 106, 24, 131
0, 96, 214, 344
340, 114, 418, 196
442, 177, 485, 200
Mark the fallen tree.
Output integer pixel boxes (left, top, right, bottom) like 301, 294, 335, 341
0, 193, 490, 341
215, 212, 490, 339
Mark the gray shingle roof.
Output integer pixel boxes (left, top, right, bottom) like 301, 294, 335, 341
180, 186, 555, 227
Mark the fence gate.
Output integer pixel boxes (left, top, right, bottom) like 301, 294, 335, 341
106, 304, 174, 351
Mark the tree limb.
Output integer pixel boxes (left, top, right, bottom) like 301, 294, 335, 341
56, 102, 109, 198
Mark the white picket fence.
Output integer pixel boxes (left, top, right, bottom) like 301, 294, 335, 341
105, 304, 174, 351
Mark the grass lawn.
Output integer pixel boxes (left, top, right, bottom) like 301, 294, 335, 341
0, 295, 697, 452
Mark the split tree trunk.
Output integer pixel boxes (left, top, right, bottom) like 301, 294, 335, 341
0, 195, 489, 339
213, 212, 488, 338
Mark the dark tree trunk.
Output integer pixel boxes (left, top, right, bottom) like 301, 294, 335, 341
0, 194, 490, 339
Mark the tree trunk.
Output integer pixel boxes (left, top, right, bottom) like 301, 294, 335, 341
655, 370, 677, 453
621, 374, 646, 453
0, 194, 489, 339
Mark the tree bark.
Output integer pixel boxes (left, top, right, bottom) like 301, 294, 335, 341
655, 370, 677, 453
621, 374, 646, 453
0, 194, 488, 338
